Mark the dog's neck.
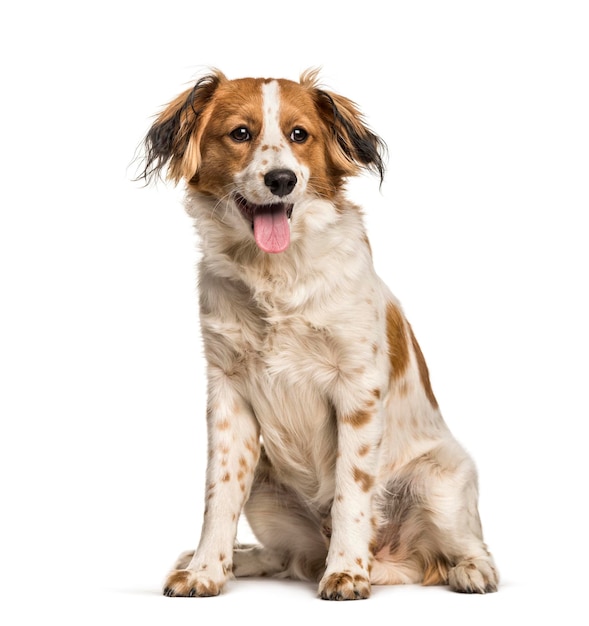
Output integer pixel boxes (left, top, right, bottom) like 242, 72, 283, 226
188, 191, 374, 317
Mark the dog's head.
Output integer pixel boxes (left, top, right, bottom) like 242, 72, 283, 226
139, 70, 386, 253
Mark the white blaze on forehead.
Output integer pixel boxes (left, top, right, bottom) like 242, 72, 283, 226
260, 81, 284, 147
255, 81, 305, 177
234, 80, 309, 205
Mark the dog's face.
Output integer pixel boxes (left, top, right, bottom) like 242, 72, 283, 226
140, 70, 385, 253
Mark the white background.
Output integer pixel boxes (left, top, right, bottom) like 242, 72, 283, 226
1, 1, 588, 624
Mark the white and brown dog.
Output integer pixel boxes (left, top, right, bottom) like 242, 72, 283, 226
139, 69, 498, 600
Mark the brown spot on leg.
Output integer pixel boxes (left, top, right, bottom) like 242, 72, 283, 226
358, 444, 371, 456
353, 467, 375, 492
221, 472, 231, 482
245, 437, 259, 455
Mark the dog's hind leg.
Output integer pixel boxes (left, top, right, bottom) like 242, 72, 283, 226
417, 444, 499, 593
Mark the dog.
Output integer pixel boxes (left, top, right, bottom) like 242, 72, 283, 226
139, 69, 498, 600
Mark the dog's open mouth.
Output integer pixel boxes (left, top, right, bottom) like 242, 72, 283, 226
235, 195, 294, 254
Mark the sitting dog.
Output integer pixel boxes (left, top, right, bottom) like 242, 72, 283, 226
139, 69, 498, 599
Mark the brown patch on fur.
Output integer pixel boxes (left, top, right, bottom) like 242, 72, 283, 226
164, 569, 191, 588
141, 72, 227, 186
386, 302, 410, 380
408, 324, 439, 409
216, 419, 230, 430
372, 388, 381, 399
342, 408, 372, 428
221, 472, 231, 482
353, 467, 375, 492
396, 380, 409, 397
358, 444, 371, 456
245, 437, 259, 455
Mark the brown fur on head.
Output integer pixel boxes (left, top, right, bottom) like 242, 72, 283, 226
138, 69, 386, 197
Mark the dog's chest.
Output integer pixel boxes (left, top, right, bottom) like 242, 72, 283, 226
247, 315, 334, 425
201, 261, 383, 499
245, 313, 341, 492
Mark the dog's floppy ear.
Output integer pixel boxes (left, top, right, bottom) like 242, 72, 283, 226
138, 71, 225, 184
302, 71, 386, 185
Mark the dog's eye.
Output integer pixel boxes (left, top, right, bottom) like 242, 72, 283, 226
230, 127, 251, 142
290, 128, 308, 143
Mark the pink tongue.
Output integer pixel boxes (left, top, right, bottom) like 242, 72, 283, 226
253, 205, 291, 253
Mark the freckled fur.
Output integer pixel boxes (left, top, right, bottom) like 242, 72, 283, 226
140, 70, 498, 599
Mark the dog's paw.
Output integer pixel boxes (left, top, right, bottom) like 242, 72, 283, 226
318, 571, 371, 601
448, 557, 499, 594
162, 569, 225, 597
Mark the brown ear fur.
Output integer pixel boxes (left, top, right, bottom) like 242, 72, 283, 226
301, 70, 386, 185
139, 71, 226, 184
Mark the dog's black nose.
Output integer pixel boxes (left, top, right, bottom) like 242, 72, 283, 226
264, 169, 297, 197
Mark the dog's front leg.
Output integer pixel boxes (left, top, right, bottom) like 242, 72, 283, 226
163, 370, 260, 597
318, 391, 383, 600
